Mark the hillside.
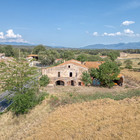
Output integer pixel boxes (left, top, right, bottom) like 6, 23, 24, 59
80, 42, 140, 49
0, 96, 140, 140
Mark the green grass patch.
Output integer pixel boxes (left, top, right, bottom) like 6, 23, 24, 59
49, 89, 140, 108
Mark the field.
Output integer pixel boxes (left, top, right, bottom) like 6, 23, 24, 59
0, 93, 140, 140
118, 53, 140, 68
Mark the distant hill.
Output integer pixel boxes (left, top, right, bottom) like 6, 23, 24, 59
0, 42, 51, 49
1, 41, 140, 50
0, 42, 32, 46
80, 42, 140, 49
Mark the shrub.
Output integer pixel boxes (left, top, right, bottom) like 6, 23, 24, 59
116, 61, 122, 66
9, 90, 48, 115
138, 62, 140, 65
90, 61, 120, 88
81, 72, 92, 86
39, 75, 50, 86
125, 64, 132, 69
124, 59, 133, 69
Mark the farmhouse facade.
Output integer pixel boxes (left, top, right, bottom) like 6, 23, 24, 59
42, 60, 88, 86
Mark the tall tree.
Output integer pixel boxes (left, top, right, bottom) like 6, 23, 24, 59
32, 45, 46, 54
89, 61, 120, 87
4, 45, 14, 57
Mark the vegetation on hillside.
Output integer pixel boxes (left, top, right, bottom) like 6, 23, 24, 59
0, 59, 47, 115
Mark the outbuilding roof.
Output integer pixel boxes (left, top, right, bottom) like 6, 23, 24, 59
84, 61, 104, 69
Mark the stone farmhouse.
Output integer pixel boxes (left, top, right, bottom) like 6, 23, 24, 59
42, 59, 106, 86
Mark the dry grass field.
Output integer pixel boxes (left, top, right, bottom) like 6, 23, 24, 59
0, 96, 140, 140
121, 69, 140, 83
118, 53, 140, 68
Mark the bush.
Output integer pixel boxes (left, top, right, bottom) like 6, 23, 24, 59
138, 62, 140, 65
116, 61, 122, 66
81, 72, 92, 86
39, 75, 50, 86
90, 61, 120, 88
9, 90, 48, 115
125, 64, 132, 69
124, 59, 133, 69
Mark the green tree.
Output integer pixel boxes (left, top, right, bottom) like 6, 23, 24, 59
87, 55, 102, 61
89, 61, 120, 88
61, 51, 75, 60
0, 59, 47, 115
77, 54, 87, 62
89, 68, 99, 78
32, 45, 46, 54
39, 75, 50, 86
4, 45, 14, 57
39, 50, 59, 65
81, 71, 92, 86
124, 59, 133, 69
107, 52, 118, 61
1, 59, 37, 94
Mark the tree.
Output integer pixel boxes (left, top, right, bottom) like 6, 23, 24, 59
39, 50, 59, 65
39, 75, 50, 86
89, 68, 99, 78
87, 55, 102, 61
124, 59, 133, 69
32, 45, 46, 54
0, 59, 47, 115
61, 51, 75, 60
90, 61, 120, 88
81, 71, 92, 86
77, 54, 87, 62
1, 59, 37, 94
107, 52, 118, 61
4, 45, 14, 57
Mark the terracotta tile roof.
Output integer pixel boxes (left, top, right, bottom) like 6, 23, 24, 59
27, 54, 38, 57
59, 60, 87, 68
46, 59, 87, 69
84, 61, 104, 69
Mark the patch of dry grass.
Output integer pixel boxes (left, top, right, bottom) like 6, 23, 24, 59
0, 96, 140, 140
121, 69, 140, 83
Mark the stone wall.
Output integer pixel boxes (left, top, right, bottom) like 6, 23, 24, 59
42, 63, 88, 86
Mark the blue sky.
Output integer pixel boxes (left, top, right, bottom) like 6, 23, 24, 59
0, 0, 140, 47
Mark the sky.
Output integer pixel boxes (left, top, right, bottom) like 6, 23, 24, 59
0, 0, 140, 48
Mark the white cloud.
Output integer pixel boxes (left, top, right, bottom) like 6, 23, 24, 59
124, 29, 134, 34
122, 21, 135, 26
0, 32, 4, 39
93, 32, 98, 36
0, 29, 27, 43
5, 29, 22, 38
103, 32, 122, 36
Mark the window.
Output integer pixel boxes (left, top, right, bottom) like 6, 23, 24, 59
58, 72, 60, 77
78, 82, 81, 86
68, 65, 70, 68
69, 72, 72, 77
